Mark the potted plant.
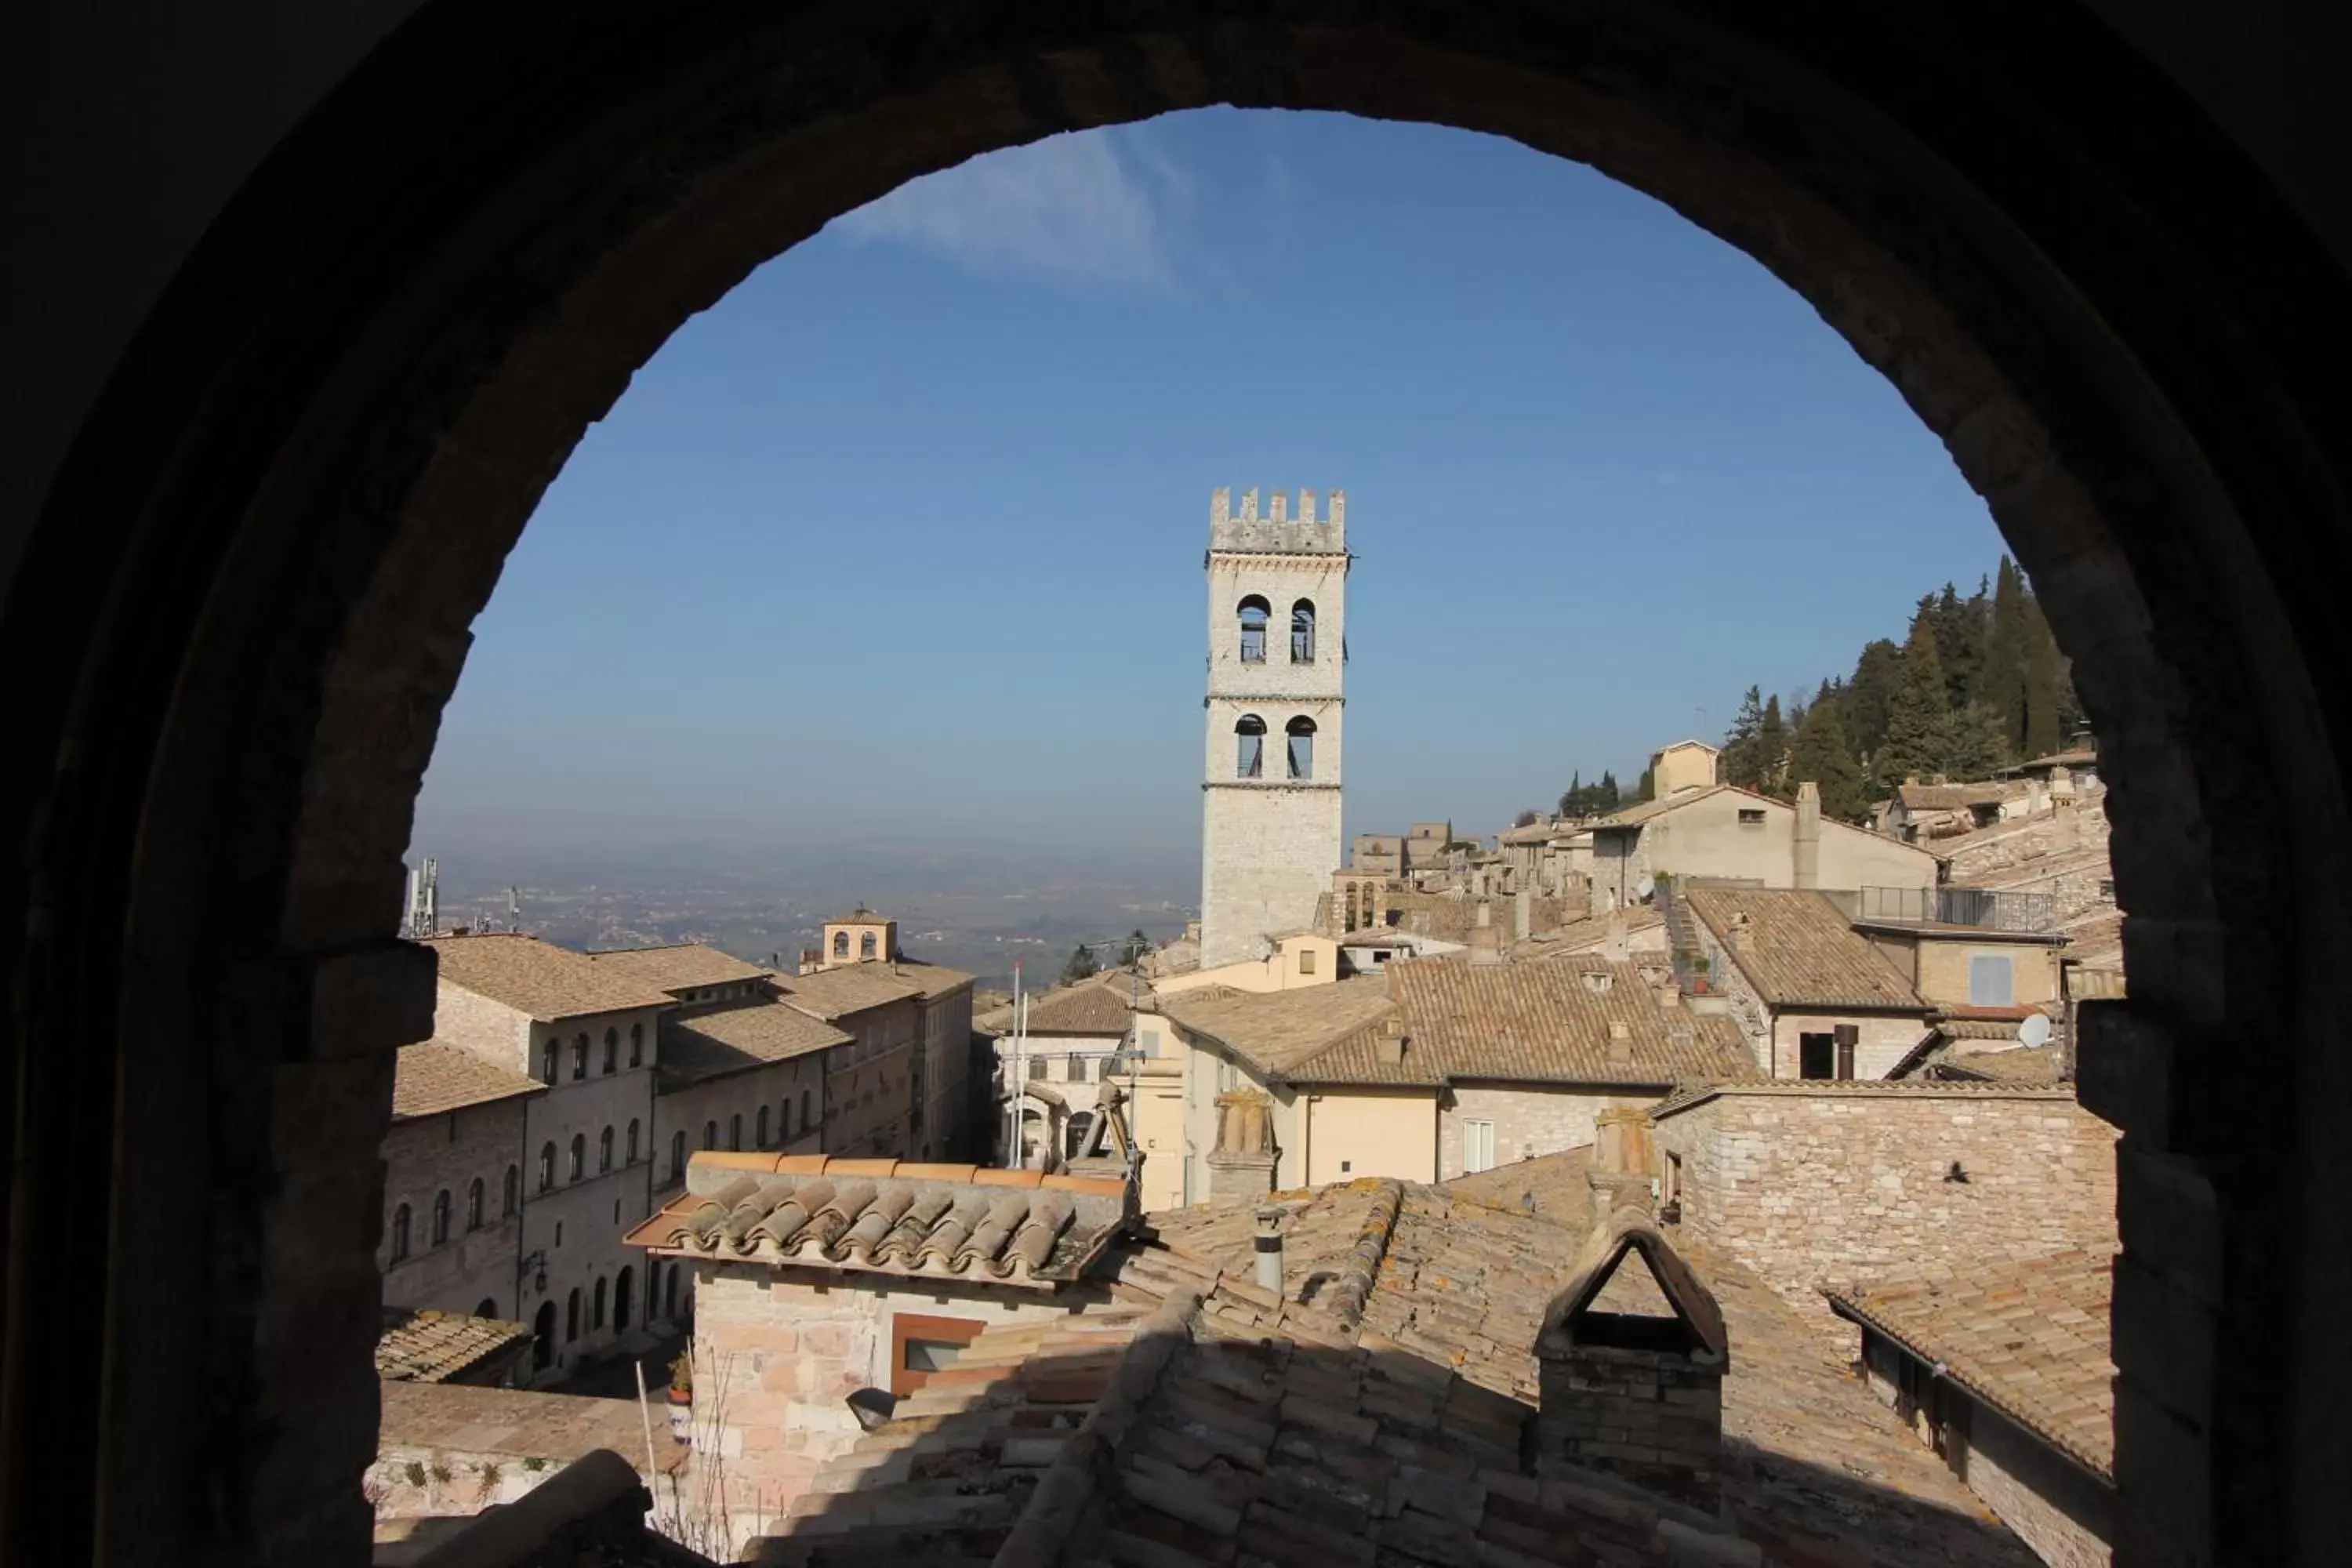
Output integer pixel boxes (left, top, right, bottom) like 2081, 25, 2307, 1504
666, 1348, 693, 1406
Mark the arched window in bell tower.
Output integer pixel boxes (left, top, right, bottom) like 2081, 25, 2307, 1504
1235, 714, 1266, 779
1286, 716, 1318, 780
1238, 596, 1269, 663
1290, 600, 1316, 662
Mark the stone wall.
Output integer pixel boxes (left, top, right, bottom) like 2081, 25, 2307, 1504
1535, 1341, 1724, 1508
1654, 1085, 2118, 1330
380, 1102, 530, 1319
1440, 1083, 1661, 1178
685, 1261, 1114, 1526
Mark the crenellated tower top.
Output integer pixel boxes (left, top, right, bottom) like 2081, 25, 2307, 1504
1209, 487, 1347, 555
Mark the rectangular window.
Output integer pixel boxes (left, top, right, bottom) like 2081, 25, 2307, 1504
889, 1312, 988, 1397
1139, 1029, 1160, 1058
1969, 954, 2016, 1007
1798, 1033, 1835, 1080
1737, 808, 1766, 826
1463, 1120, 1496, 1174
1028, 1058, 1047, 1080
1298, 949, 1316, 975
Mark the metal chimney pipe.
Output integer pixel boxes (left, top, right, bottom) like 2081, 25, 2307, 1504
1253, 1209, 1284, 1294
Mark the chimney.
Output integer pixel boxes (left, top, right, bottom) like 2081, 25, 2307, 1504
1793, 782, 1821, 890
1470, 901, 1504, 966
1253, 1208, 1285, 1294
1376, 1012, 1408, 1066
1536, 1218, 1727, 1509
1207, 1089, 1279, 1204
1726, 913, 1752, 956
1515, 884, 1533, 943
1606, 1018, 1633, 1069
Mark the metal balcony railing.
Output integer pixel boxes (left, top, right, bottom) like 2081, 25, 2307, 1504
1857, 884, 2056, 932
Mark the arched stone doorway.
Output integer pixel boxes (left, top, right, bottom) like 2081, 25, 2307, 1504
530, 1301, 556, 1374
2, 6, 2347, 1565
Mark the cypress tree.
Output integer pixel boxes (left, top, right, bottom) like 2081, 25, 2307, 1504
2022, 592, 2064, 759
1720, 686, 1768, 789
1598, 770, 1620, 810
1931, 582, 1987, 712
1633, 765, 1654, 803
1557, 771, 1582, 819
1982, 557, 2030, 757
1937, 702, 2009, 781
1844, 639, 1903, 768
1788, 693, 1867, 822
1879, 610, 1950, 784
1757, 695, 1788, 798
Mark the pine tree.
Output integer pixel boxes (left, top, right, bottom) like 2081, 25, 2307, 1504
1937, 702, 2008, 781
1981, 557, 2030, 757
1596, 770, 1621, 810
1787, 695, 1867, 822
1756, 695, 1788, 798
2022, 592, 2064, 759
1720, 686, 1768, 789
1633, 765, 1654, 803
1879, 610, 1950, 784
1061, 944, 1099, 985
1557, 771, 1582, 819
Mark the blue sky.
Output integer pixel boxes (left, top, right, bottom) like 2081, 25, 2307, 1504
411, 108, 2006, 875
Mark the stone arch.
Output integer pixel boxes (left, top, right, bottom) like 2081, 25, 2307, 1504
4, 6, 2347, 1563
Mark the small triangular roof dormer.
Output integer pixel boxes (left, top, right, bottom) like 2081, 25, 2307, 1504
1538, 1211, 1729, 1366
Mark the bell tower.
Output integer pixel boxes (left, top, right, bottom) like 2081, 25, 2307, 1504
1199, 486, 1348, 968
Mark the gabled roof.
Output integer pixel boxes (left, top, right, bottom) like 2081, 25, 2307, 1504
1158, 976, 1405, 1081
771, 959, 971, 1021
1828, 1249, 2118, 1480
390, 1040, 545, 1121
656, 1000, 851, 1087
583, 942, 772, 993
1383, 956, 1755, 1088
423, 934, 674, 1022
1583, 785, 1730, 831
1540, 1212, 1728, 1362
977, 971, 1155, 1036
1683, 887, 1928, 1011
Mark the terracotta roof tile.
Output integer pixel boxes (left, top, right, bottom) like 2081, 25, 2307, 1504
423, 934, 674, 1021
378, 1378, 687, 1473
583, 942, 774, 991
773, 959, 971, 1021
1684, 888, 1928, 1011
656, 1000, 851, 1087
1382, 955, 1756, 1087
374, 1308, 533, 1384
978, 972, 1155, 1036
1829, 1249, 2118, 1479
390, 1040, 544, 1120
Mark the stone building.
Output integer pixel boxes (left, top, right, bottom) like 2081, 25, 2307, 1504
378, 1042, 545, 1323
1648, 739, 1720, 797
424, 935, 674, 1382
1198, 486, 1348, 968
1587, 782, 1939, 913
769, 955, 976, 1163
975, 969, 1151, 1164
1679, 886, 1938, 1079
1830, 1249, 2118, 1568
1158, 952, 1755, 1196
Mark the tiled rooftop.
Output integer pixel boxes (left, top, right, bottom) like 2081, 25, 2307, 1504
1828, 1249, 2118, 1481
375, 1308, 533, 1384
390, 1040, 545, 1121
377, 1378, 688, 1474
1893, 780, 2020, 811
1684, 888, 1929, 1011
1650, 1078, 2079, 1121
977, 972, 1156, 1036
1158, 977, 1402, 1081
775, 959, 974, 1021
1512, 905, 1668, 959
657, 1000, 851, 1088
1384, 954, 1756, 1088
748, 1175, 2039, 1567
424, 933, 675, 1022
585, 942, 775, 992
626, 1152, 1134, 1288
1584, 785, 1730, 830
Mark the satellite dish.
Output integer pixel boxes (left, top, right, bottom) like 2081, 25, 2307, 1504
1635, 875, 1656, 902
2018, 1011, 2053, 1048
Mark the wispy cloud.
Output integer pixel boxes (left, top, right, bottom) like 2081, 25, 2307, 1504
833, 130, 1174, 289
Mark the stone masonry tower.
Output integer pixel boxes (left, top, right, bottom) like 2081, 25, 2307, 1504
1200, 486, 1348, 967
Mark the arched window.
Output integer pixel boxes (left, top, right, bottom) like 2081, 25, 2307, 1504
832, 931, 849, 958
670, 1130, 686, 1181
475, 1297, 499, 1319
503, 1164, 519, 1216
629, 1022, 644, 1066
539, 1039, 557, 1085
702, 1120, 717, 1150
429, 1189, 451, 1246
859, 931, 877, 960
597, 1125, 613, 1172
466, 1178, 485, 1231
626, 1118, 640, 1164
615, 1266, 634, 1331
1236, 713, 1266, 779
728, 1113, 742, 1151
532, 1301, 556, 1370
566, 1288, 580, 1343
1287, 716, 1317, 780
1238, 595, 1269, 662
593, 1276, 607, 1330
536, 1142, 555, 1192
756, 1105, 770, 1146
1291, 599, 1316, 662
571, 1033, 588, 1080
602, 1027, 618, 1073
389, 1203, 411, 1262
568, 1133, 585, 1181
